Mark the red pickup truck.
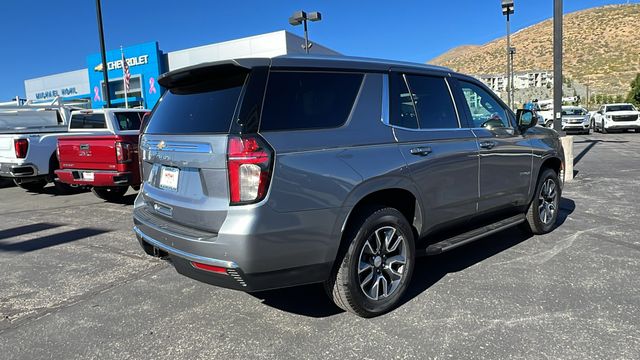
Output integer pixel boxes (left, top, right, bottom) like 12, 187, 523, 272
55, 109, 148, 201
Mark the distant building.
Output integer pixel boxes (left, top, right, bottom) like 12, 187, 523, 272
475, 71, 554, 93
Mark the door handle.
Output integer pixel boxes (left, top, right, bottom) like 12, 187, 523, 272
410, 146, 432, 156
479, 140, 497, 149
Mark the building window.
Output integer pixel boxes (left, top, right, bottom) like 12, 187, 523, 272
101, 75, 143, 106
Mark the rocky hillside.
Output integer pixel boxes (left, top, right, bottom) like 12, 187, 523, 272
429, 4, 640, 96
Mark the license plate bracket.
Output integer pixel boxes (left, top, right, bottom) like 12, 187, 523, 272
82, 172, 94, 181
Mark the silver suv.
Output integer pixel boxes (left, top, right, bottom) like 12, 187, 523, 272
133, 55, 564, 317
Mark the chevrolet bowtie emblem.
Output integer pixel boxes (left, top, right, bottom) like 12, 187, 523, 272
157, 141, 166, 150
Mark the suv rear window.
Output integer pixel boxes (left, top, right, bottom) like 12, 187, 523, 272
70, 113, 106, 129
115, 112, 142, 131
259, 71, 363, 131
145, 73, 247, 134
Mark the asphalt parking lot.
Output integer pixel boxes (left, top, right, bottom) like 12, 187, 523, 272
1, 131, 639, 359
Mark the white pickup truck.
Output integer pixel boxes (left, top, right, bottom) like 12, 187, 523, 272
592, 103, 640, 133
0, 108, 147, 193
0, 97, 76, 131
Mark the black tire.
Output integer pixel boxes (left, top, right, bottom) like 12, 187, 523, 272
522, 168, 561, 235
545, 120, 553, 128
325, 207, 415, 317
91, 186, 128, 202
601, 121, 608, 134
13, 178, 47, 192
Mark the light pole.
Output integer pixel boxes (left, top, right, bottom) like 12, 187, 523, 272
289, 11, 322, 54
510, 46, 516, 106
95, 0, 111, 108
553, 0, 564, 134
502, 0, 514, 109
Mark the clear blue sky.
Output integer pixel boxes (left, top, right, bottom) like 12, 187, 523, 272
0, 0, 636, 100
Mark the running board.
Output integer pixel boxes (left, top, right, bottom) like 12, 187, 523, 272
420, 214, 526, 256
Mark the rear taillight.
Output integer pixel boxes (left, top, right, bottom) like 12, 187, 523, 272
115, 142, 132, 163
227, 135, 273, 205
14, 139, 28, 159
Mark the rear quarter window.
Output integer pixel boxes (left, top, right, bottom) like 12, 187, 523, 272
70, 113, 107, 129
259, 71, 363, 131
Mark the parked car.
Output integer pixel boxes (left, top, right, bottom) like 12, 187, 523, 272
55, 109, 148, 201
561, 106, 591, 134
133, 56, 564, 317
0, 100, 93, 192
592, 103, 640, 133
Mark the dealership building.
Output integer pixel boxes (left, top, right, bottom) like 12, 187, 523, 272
23, 31, 339, 109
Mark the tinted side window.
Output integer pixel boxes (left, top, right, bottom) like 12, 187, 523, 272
260, 71, 363, 131
70, 113, 107, 129
145, 73, 247, 134
458, 81, 510, 129
390, 74, 419, 129
405, 75, 459, 129
115, 112, 142, 131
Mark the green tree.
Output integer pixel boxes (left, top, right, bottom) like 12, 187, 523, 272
615, 94, 624, 103
627, 73, 640, 106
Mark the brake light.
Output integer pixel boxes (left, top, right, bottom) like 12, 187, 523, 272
115, 142, 132, 163
14, 139, 28, 159
227, 135, 273, 205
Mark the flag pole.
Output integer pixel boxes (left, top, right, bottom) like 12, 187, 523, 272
120, 46, 129, 109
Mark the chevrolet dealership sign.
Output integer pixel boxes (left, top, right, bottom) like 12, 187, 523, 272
35, 87, 79, 100
93, 55, 150, 72
24, 69, 90, 101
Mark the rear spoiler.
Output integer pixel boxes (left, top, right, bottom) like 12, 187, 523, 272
158, 58, 271, 89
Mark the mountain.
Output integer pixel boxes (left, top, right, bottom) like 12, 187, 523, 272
428, 4, 640, 96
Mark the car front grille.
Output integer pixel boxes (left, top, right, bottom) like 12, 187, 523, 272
612, 115, 638, 122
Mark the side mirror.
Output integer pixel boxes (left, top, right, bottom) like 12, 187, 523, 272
517, 109, 536, 131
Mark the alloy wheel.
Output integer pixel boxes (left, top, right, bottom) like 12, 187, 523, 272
358, 226, 407, 301
538, 178, 558, 224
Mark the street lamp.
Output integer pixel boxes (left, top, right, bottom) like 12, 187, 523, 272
510, 46, 516, 105
553, 0, 564, 134
289, 10, 322, 54
502, 0, 514, 109
95, 0, 111, 108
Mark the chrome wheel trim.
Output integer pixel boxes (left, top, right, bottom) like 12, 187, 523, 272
538, 178, 558, 225
358, 226, 407, 301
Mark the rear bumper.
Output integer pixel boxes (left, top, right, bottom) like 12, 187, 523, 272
133, 225, 333, 292
132, 202, 340, 292
55, 169, 135, 187
0, 162, 39, 178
